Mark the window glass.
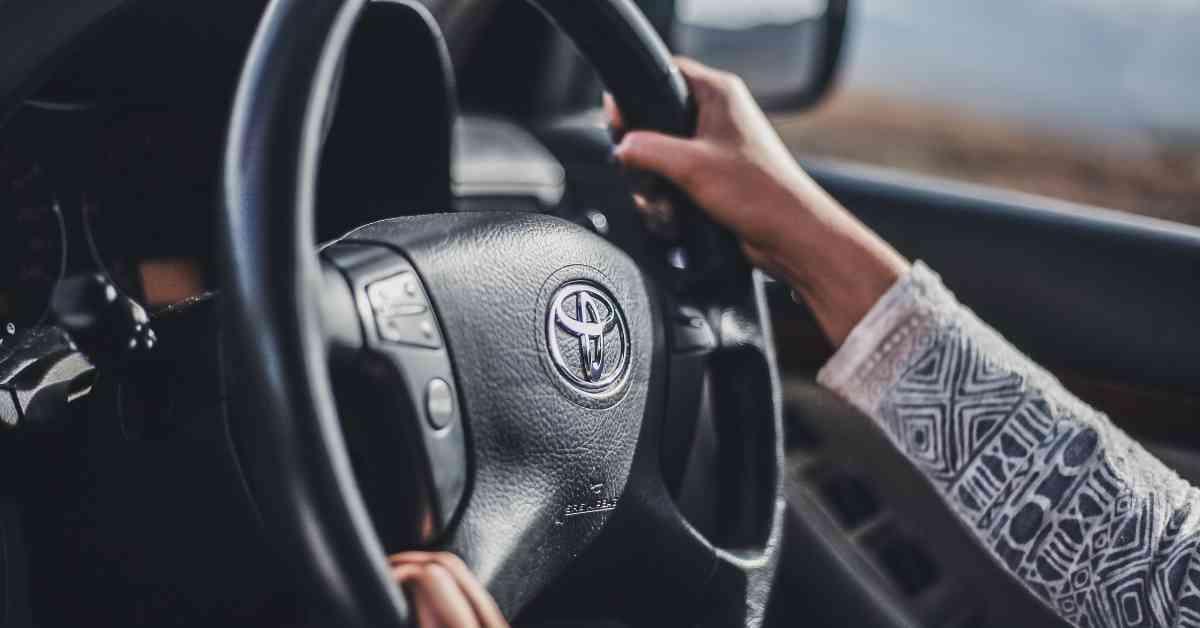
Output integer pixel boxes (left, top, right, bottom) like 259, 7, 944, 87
776, 0, 1200, 226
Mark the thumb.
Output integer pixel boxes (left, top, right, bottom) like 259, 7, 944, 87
614, 130, 707, 186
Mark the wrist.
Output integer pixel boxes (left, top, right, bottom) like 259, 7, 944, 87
772, 211, 910, 348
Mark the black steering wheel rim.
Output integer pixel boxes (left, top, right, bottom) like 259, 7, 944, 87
220, 0, 783, 625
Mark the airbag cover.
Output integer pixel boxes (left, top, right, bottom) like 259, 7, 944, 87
341, 212, 656, 614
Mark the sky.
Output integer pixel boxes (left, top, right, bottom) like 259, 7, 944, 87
842, 0, 1200, 143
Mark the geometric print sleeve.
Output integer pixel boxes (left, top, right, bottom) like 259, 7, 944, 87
817, 261, 1200, 628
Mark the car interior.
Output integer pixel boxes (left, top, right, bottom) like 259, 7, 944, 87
1, 1, 1198, 627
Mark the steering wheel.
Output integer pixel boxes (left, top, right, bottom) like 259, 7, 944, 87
219, 0, 783, 626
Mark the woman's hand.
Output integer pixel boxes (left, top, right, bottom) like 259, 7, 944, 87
608, 57, 910, 346
390, 552, 509, 628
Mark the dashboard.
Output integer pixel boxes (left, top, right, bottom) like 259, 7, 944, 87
0, 103, 217, 337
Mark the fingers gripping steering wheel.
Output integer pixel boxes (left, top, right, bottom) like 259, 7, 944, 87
219, 0, 784, 626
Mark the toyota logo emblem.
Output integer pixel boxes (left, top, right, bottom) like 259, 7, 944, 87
546, 282, 631, 393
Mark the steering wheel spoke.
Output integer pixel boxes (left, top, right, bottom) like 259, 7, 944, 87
655, 271, 785, 623
320, 241, 469, 548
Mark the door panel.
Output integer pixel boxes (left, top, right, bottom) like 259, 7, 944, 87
806, 159, 1200, 399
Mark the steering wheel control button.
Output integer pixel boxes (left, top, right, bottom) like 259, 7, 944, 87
546, 281, 631, 395
425, 378, 455, 430
367, 272, 442, 349
321, 243, 468, 533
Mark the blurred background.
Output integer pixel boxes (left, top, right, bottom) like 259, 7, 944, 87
766, 0, 1200, 225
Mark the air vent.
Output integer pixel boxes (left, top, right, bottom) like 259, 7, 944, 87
864, 524, 940, 597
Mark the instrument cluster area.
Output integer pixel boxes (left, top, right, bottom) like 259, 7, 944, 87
83, 108, 219, 307
0, 105, 584, 336
0, 133, 63, 333
0, 103, 217, 337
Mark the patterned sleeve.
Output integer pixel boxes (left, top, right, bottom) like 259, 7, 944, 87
817, 261, 1200, 628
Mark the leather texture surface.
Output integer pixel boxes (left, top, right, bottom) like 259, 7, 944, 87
343, 213, 654, 615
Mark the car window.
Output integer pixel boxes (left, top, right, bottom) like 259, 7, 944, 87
775, 0, 1200, 227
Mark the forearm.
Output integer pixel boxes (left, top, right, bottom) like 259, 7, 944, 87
817, 262, 1200, 628
753, 180, 912, 348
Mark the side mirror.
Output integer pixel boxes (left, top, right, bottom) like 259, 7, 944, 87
671, 0, 849, 112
